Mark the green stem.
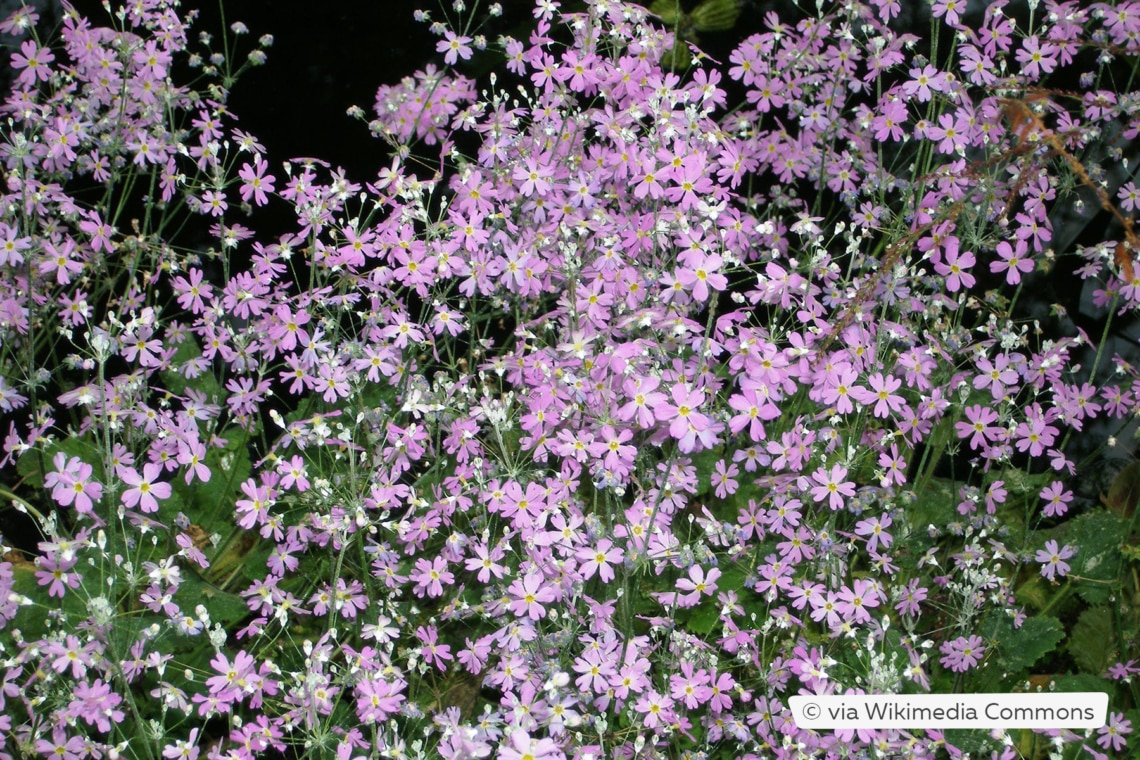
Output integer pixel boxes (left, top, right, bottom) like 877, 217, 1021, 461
1037, 581, 1072, 618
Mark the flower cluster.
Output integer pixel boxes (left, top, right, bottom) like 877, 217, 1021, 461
0, 0, 1138, 759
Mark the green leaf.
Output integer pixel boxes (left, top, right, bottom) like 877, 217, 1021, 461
685, 602, 721, 635
908, 477, 962, 553
1015, 573, 1051, 610
1066, 511, 1126, 604
942, 729, 1003, 758
159, 338, 221, 400
1051, 672, 1113, 696
173, 427, 250, 528
175, 570, 249, 629
979, 613, 1064, 673
4, 563, 89, 642
995, 466, 1056, 497
1104, 461, 1140, 518
689, 448, 722, 498
1068, 607, 1115, 675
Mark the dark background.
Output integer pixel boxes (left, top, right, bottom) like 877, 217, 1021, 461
58, 0, 441, 172
183, 0, 436, 172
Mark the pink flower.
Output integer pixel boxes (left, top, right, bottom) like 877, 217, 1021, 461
931, 0, 964, 25
1040, 481, 1073, 518
162, 729, 201, 760
40, 237, 84, 284
36, 729, 86, 760
411, 556, 454, 598
990, 240, 1034, 285
513, 157, 553, 197
67, 679, 124, 733
712, 459, 739, 498
132, 39, 172, 79
119, 463, 172, 513
35, 554, 80, 598
10, 39, 54, 87
176, 437, 212, 484
437, 30, 473, 65
465, 541, 507, 583
618, 376, 667, 428
1119, 181, 1139, 213
1035, 540, 1075, 581
1014, 412, 1058, 458
0, 223, 30, 266
200, 189, 228, 217
675, 565, 721, 607
238, 156, 275, 206
1097, 712, 1132, 752
854, 514, 893, 553
973, 354, 1019, 401
939, 635, 985, 672
808, 464, 856, 511
902, 64, 948, 102
676, 252, 728, 302
355, 675, 406, 723
836, 579, 882, 624
933, 240, 976, 292
508, 572, 556, 620
44, 452, 102, 514
853, 372, 905, 418
1015, 36, 1058, 79
576, 539, 623, 583
500, 730, 562, 760
654, 384, 713, 453
956, 404, 1002, 450
206, 650, 256, 704
417, 625, 454, 671
634, 689, 677, 729
670, 662, 712, 710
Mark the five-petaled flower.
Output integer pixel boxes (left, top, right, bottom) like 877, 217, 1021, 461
1035, 540, 1075, 581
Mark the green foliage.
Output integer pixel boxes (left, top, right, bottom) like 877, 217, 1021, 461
160, 338, 222, 400
980, 613, 1065, 675
6, 563, 88, 642
1069, 607, 1116, 675
1067, 511, 1127, 604
173, 570, 249, 629
174, 427, 251, 528
1052, 672, 1114, 696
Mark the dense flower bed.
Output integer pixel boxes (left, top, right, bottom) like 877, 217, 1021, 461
0, 0, 1138, 758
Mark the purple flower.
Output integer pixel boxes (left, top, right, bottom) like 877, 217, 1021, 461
508, 572, 556, 620
939, 635, 985, 673
119, 463, 172, 513
808, 464, 856, 511
1035, 540, 1076, 581
10, 39, 54, 87
991, 240, 1034, 285
933, 240, 976, 292
576, 539, 624, 583
1096, 712, 1132, 752
437, 30, 473, 65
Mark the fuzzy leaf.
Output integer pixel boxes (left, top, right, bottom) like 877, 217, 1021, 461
1066, 511, 1126, 604
1068, 606, 1115, 675
159, 337, 221, 400
173, 427, 251, 529
980, 613, 1064, 673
